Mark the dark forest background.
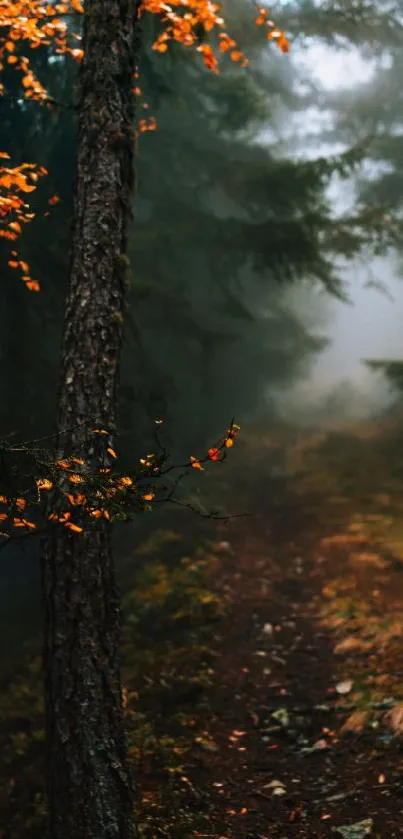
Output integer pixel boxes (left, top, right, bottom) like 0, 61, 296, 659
2, 1, 403, 835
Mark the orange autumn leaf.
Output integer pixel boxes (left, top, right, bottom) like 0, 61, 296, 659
255, 10, 268, 25
138, 116, 157, 133
267, 28, 289, 52
23, 277, 40, 291
143, 492, 155, 501
197, 43, 219, 73
68, 473, 84, 484
67, 493, 87, 506
208, 447, 221, 461
219, 33, 236, 52
118, 476, 133, 487
36, 478, 53, 490
12, 517, 36, 529
65, 522, 83, 533
190, 456, 204, 470
153, 40, 168, 53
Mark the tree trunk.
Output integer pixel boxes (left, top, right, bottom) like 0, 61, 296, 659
42, 2, 139, 837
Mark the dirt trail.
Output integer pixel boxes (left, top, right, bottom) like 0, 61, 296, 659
186, 482, 403, 839
3, 424, 403, 839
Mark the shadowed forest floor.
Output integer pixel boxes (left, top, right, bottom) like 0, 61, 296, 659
2, 419, 403, 838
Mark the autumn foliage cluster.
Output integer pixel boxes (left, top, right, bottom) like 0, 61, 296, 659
0, 0, 288, 536
0, 421, 241, 540
0, 0, 288, 284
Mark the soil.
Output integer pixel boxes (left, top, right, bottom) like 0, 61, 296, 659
181, 472, 403, 839
3, 425, 403, 839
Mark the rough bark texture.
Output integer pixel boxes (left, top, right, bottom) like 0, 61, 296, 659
42, 2, 139, 837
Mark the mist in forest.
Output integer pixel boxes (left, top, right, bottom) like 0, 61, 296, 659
273, 42, 403, 426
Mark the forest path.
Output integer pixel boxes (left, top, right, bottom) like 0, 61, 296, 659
3, 424, 403, 839
187, 469, 403, 839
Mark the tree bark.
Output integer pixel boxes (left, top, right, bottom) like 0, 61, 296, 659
42, 2, 139, 837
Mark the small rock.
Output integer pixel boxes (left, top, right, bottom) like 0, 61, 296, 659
335, 679, 353, 695
214, 541, 233, 554
327, 793, 347, 803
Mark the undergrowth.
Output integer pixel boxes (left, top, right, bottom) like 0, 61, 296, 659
0, 525, 224, 839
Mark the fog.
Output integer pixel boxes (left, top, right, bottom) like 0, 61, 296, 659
278, 42, 403, 420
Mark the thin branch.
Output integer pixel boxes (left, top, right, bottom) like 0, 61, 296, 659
0, 93, 77, 110
160, 496, 252, 521
14, 417, 105, 450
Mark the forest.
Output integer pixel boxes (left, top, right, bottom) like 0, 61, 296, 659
1, 1, 403, 837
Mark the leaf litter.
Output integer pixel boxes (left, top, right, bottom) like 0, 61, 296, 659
5, 423, 403, 837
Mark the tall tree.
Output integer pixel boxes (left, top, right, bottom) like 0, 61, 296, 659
41, 2, 139, 837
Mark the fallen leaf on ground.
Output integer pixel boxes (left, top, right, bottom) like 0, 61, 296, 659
340, 711, 369, 735
313, 738, 329, 750
350, 552, 387, 569
321, 534, 367, 546
333, 818, 373, 838
334, 637, 373, 655
271, 707, 289, 726
384, 703, 403, 736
